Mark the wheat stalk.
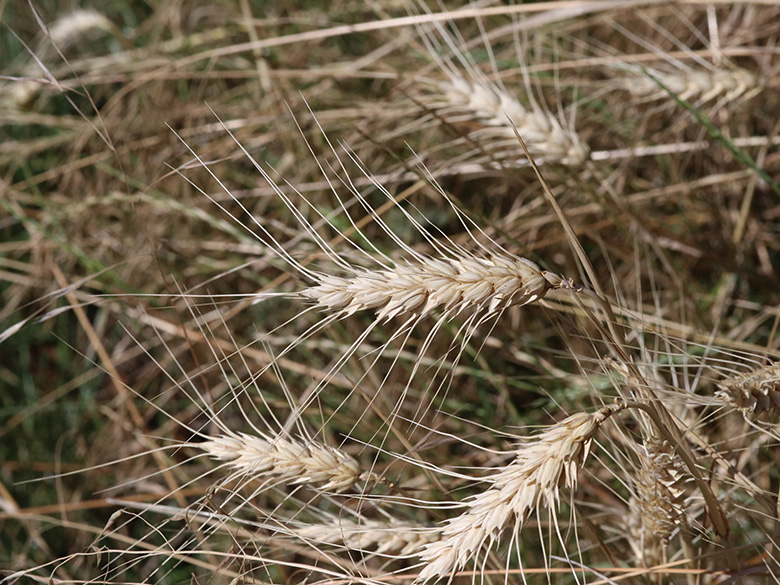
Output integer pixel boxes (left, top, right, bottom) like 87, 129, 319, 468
199, 431, 377, 493
423, 77, 590, 167
716, 361, 780, 416
415, 404, 624, 583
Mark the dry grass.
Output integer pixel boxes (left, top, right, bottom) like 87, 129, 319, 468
2, 2, 780, 585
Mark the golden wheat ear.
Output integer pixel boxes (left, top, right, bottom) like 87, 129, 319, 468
396, 7, 588, 172
292, 518, 439, 557
616, 64, 759, 107
609, 12, 761, 108
716, 361, 780, 416
419, 76, 590, 168
300, 254, 568, 323
198, 430, 377, 493
414, 404, 624, 583
626, 435, 687, 568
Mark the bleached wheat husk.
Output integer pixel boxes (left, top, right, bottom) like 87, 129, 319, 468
716, 361, 780, 416
199, 431, 376, 493
415, 404, 624, 583
301, 253, 574, 323
618, 66, 758, 105
423, 77, 589, 167
295, 519, 439, 556
626, 435, 687, 568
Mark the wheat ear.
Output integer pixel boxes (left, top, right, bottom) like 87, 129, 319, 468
7, 9, 116, 109
626, 435, 686, 568
199, 431, 376, 493
295, 519, 439, 556
620, 66, 758, 105
301, 253, 574, 323
415, 404, 624, 583
716, 361, 780, 416
426, 77, 589, 167
44, 9, 114, 50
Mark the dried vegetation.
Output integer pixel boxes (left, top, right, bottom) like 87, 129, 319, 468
2, 2, 780, 585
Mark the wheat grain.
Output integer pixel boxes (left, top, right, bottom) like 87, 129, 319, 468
199, 431, 376, 493
424, 77, 589, 167
716, 361, 780, 416
415, 404, 624, 583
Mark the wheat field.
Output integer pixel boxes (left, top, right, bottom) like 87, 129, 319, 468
2, 1, 780, 584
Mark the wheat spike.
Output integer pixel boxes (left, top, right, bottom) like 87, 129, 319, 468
415, 404, 623, 583
626, 435, 686, 568
716, 362, 780, 416
620, 66, 758, 104
199, 431, 376, 493
425, 77, 589, 167
5, 9, 116, 109
301, 253, 573, 323
45, 9, 114, 50
295, 519, 439, 556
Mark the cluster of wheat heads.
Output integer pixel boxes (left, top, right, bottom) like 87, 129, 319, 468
3, 2, 780, 585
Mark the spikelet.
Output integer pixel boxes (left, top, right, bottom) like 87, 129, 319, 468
301, 253, 573, 323
199, 431, 375, 493
619, 66, 758, 105
716, 362, 780, 416
625, 435, 687, 568
295, 519, 439, 556
415, 404, 623, 583
424, 77, 590, 167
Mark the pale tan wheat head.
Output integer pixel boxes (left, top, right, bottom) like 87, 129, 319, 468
626, 435, 687, 568
619, 66, 759, 105
415, 403, 624, 583
44, 8, 114, 50
716, 361, 780, 416
425, 77, 589, 167
301, 252, 573, 323
295, 518, 440, 556
7, 8, 116, 108
199, 431, 376, 493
